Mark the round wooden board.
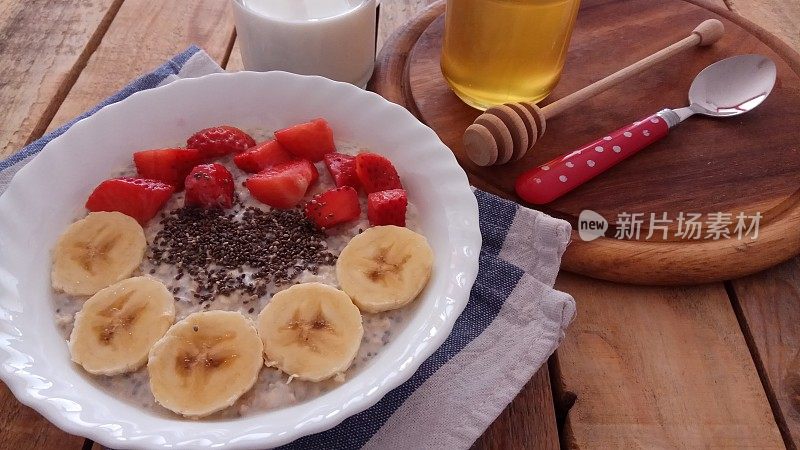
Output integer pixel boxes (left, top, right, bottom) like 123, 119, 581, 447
369, 0, 800, 285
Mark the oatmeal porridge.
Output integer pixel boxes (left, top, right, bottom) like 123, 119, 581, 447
52, 121, 431, 419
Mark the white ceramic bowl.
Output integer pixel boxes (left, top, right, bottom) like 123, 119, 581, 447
0, 71, 480, 449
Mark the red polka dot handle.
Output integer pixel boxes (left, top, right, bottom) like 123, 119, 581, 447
515, 113, 670, 205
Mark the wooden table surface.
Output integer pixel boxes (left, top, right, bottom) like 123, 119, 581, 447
0, 0, 798, 449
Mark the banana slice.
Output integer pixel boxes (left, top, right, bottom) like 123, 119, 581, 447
336, 225, 434, 313
52, 211, 147, 296
257, 283, 363, 382
69, 276, 175, 375
148, 311, 263, 418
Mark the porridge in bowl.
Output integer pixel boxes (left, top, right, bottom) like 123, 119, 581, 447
51, 119, 433, 418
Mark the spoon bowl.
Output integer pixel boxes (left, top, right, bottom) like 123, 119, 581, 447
687, 54, 776, 117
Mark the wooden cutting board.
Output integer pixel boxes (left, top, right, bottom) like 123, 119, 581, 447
369, 0, 800, 285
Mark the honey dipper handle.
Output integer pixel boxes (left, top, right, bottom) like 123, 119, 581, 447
538, 19, 725, 119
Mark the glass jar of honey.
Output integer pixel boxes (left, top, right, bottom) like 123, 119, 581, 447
441, 0, 581, 110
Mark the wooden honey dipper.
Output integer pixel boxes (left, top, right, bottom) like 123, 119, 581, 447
463, 19, 725, 166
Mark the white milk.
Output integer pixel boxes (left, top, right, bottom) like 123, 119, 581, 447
232, 0, 377, 88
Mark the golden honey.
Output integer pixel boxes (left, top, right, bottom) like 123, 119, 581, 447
441, 0, 581, 110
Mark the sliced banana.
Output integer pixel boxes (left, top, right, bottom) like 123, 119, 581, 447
69, 276, 175, 375
148, 311, 263, 418
257, 283, 363, 382
52, 211, 146, 296
336, 225, 434, 313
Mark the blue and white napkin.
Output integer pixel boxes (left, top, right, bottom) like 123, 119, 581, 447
0, 47, 576, 449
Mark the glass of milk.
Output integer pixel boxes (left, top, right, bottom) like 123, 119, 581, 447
232, 0, 377, 88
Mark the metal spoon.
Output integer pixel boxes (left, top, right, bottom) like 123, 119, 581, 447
515, 54, 777, 205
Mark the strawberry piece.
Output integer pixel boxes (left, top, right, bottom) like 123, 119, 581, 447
85, 177, 174, 225
323, 152, 360, 189
291, 159, 320, 185
305, 187, 360, 229
133, 147, 202, 190
184, 163, 235, 209
368, 189, 407, 227
187, 125, 256, 158
355, 152, 403, 193
274, 118, 336, 162
233, 139, 295, 173
245, 160, 319, 209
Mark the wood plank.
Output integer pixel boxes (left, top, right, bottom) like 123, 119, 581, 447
0, 1, 120, 446
718, 3, 800, 449
472, 366, 559, 450
0, 0, 122, 158
227, 35, 244, 71
733, 261, 800, 448
376, 0, 438, 52
0, 1, 236, 448
0, 382, 85, 449
528, 1, 789, 447
555, 272, 783, 448
46, 0, 236, 131
728, 0, 800, 50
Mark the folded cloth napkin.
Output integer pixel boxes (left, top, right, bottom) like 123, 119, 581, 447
0, 46, 576, 449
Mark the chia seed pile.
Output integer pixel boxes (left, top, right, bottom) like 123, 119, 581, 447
148, 203, 337, 304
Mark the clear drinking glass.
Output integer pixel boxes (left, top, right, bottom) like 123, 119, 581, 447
232, 0, 377, 88
441, 0, 581, 110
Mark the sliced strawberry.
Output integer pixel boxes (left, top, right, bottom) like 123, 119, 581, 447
368, 189, 407, 227
245, 160, 318, 209
274, 118, 336, 162
323, 152, 360, 189
85, 177, 174, 225
133, 147, 202, 190
305, 187, 360, 229
185, 163, 235, 209
233, 139, 295, 173
355, 152, 403, 193
187, 125, 256, 158
290, 159, 319, 185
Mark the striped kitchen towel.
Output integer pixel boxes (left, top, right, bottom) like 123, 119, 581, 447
0, 47, 576, 449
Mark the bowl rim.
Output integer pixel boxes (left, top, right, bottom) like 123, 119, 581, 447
0, 70, 481, 449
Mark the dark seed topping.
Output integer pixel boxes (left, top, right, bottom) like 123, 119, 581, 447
147, 206, 337, 304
